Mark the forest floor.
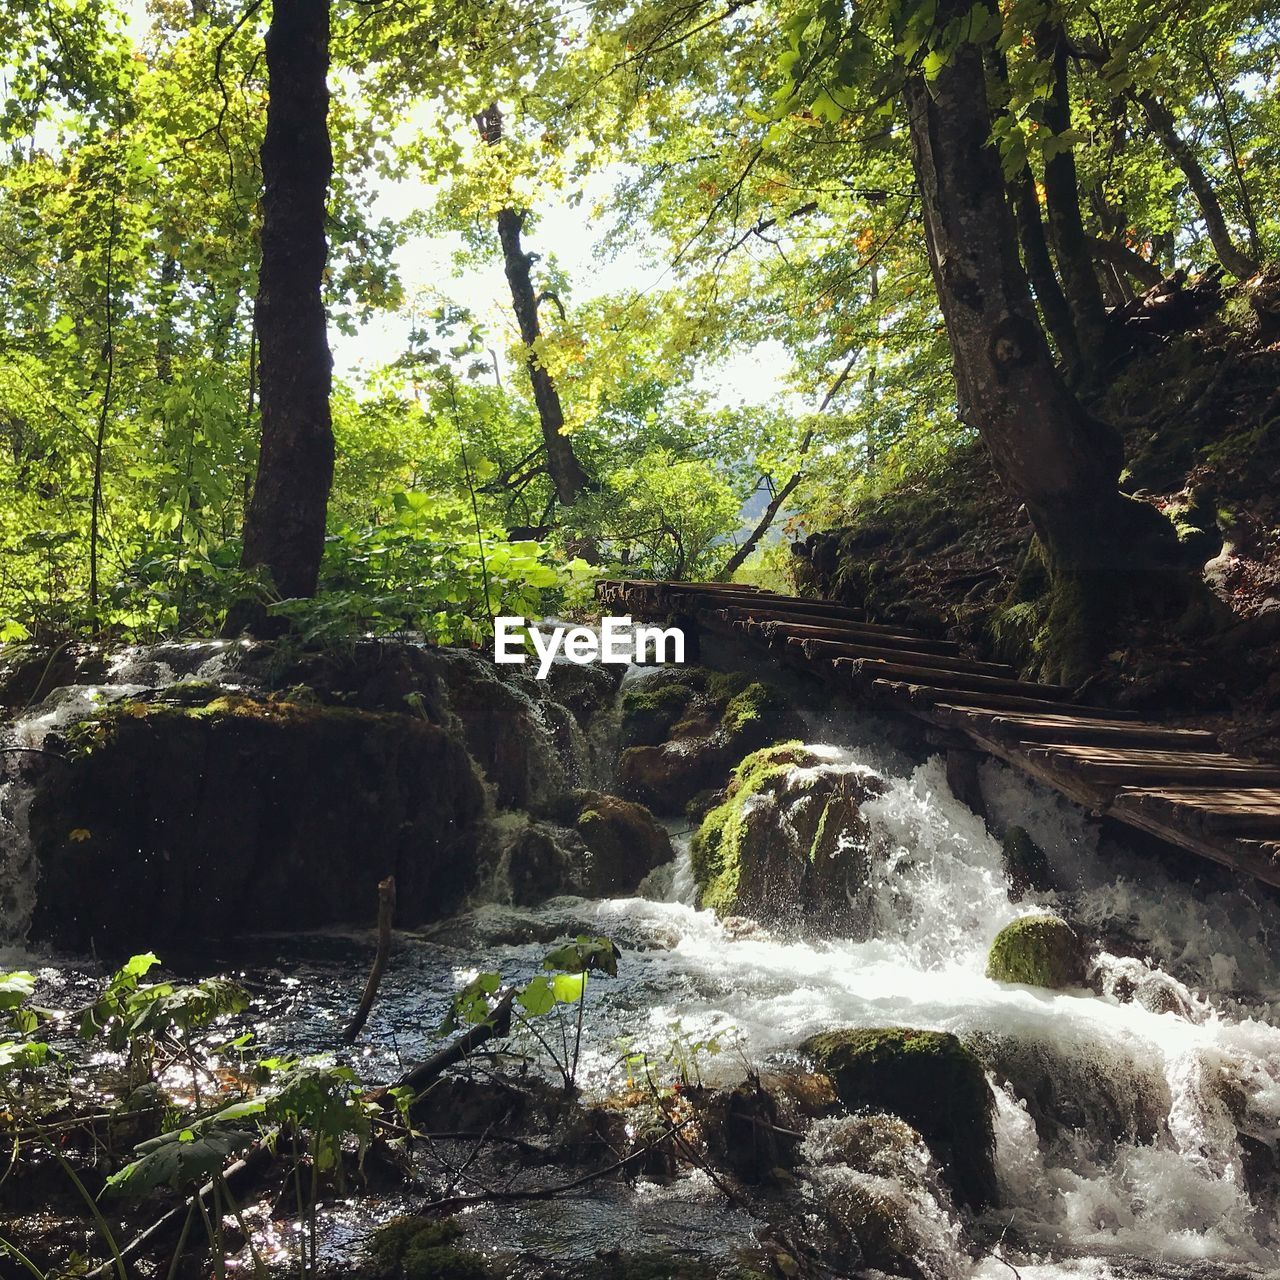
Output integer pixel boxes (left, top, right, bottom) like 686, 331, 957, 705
793, 268, 1280, 762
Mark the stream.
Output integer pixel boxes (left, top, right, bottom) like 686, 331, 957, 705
2, 645, 1279, 1278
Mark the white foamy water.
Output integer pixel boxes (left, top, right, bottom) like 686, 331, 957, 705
534, 749, 1280, 1277
4, 648, 1280, 1277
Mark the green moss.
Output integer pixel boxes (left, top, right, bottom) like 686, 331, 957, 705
368, 1217, 494, 1280
986, 914, 1088, 988
620, 683, 697, 747
690, 743, 815, 916
719, 681, 785, 741
802, 1027, 997, 1211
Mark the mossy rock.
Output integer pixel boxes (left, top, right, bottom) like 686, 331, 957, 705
986, 914, 1088, 989
620, 682, 698, 747
802, 1027, 998, 1210
690, 745, 881, 927
574, 792, 674, 895
719, 681, 790, 747
616, 670, 801, 815
1000, 825, 1053, 901
368, 1217, 494, 1280
30, 692, 488, 947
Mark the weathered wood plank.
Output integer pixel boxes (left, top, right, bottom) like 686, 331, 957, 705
871, 681, 1134, 719
721, 606, 929, 638
837, 657, 1073, 700
936, 708, 1219, 749
1110, 787, 1280, 836
796, 637, 1015, 677
748, 619, 960, 654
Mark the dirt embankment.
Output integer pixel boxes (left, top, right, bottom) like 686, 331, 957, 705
793, 270, 1280, 761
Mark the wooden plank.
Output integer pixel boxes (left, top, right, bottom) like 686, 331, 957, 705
746, 619, 960, 654
939, 709, 1219, 750
1110, 787, 1280, 837
721, 606, 929, 638
1022, 745, 1280, 794
796, 637, 1016, 677
667, 586, 859, 610
873, 681, 1134, 719
1102, 791, 1280, 887
837, 657, 1073, 700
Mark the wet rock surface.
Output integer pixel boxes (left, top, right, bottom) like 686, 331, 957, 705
802, 1027, 999, 1211
690, 744, 886, 931
28, 694, 489, 948
986, 913, 1090, 989
616, 667, 800, 815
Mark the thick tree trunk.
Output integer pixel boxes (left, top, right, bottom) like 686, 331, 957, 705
1034, 22, 1108, 377
234, 0, 334, 613
1138, 89, 1259, 280
903, 32, 1191, 681
476, 105, 591, 508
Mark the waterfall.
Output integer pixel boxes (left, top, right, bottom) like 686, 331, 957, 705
0, 641, 243, 947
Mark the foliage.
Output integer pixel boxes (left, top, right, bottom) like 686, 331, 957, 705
440, 934, 621, 1090
0, 0, 1277, 641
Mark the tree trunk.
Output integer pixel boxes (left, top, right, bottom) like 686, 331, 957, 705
476, 105, 591, 508
1034, 21, 1108, 377
233, 0, 334, 618
495, 208, 592, 506
1137, 89, 1259, 280
1008, 165, 1082, 378
903, 29, 1192, 682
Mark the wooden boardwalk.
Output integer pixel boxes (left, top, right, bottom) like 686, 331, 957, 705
598, 578, 1280, 889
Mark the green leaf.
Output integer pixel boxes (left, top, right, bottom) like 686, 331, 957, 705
518, 974, 556, 1017
105, 1125, 257, 1196
0, 972, 36, 1012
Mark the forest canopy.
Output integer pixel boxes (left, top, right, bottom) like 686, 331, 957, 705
0, 0, 1275, 655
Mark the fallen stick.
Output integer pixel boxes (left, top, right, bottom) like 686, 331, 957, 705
393, 990, 515, 1097
343, 876, 396, 1043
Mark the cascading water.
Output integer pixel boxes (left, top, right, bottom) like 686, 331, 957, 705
0, 641, 244, 946
408, 743, 1280, 1277
4, 647, 1279, 1278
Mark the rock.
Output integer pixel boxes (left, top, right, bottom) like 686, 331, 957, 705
968, 1031, 1170, 1153
1000, 825, 1053, 900
616, 668, 801, 815
28, 694, 488, 947
620, 681, 697, 747
986, 914, 1089, 988
802, 1027, 998, 1210
702, 1078, 801, 1183
502, 820, 586, 907
573, 793, 674, 896
0, 644, 108, 709
368, 1217, 494, 1280
690, 745, 885, 930
274, 642, 618, 812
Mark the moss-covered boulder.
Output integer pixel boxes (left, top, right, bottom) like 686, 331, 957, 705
28, 693, 488, 947
368, 1217, 494, 1280
574, 792, 674, 895
690, 745, 884, 930
986, 914, 1088, 989
616, 668, 800, 815
968, 1030, 1170, 1153
802, 1027, 998, 1211
620, 681, 697, 747
1000, 825, 1053, 901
